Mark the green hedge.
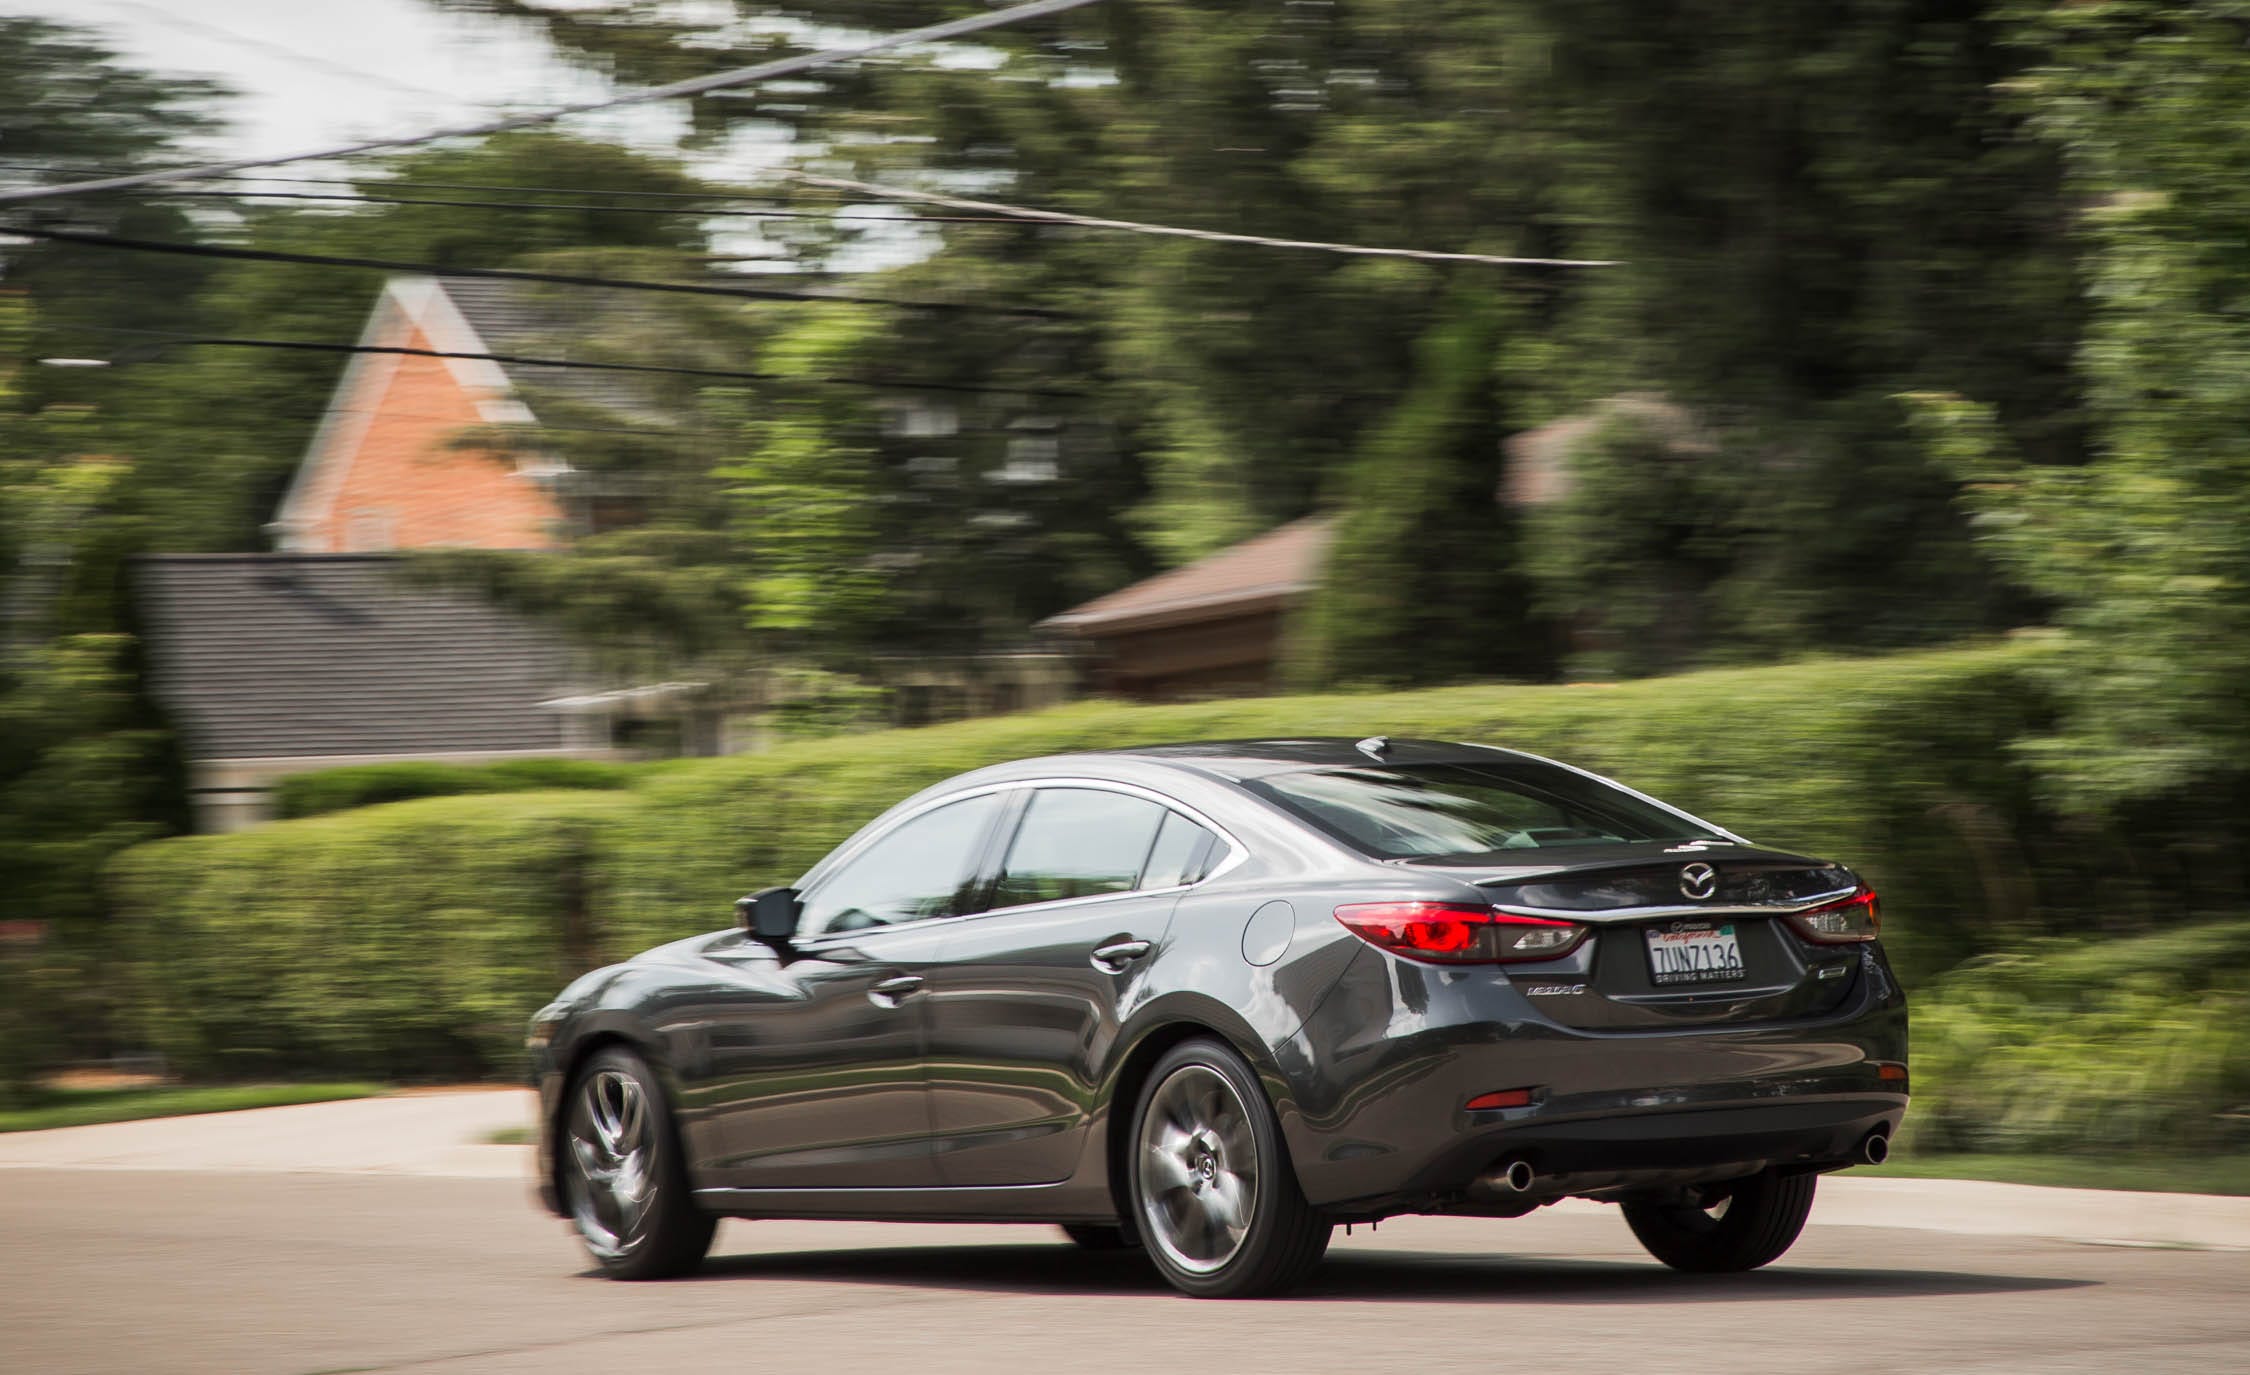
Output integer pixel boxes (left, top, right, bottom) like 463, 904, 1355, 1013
1906, 920, 2250, 1154
108, 791, 627, 1079
110, 641, 2055, 1082
271, 757, 637, 819
600, 641, 2053, 976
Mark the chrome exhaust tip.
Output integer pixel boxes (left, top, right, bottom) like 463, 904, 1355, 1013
1860, 1130, 1891, 1166
1497, 1158, 1536, 1193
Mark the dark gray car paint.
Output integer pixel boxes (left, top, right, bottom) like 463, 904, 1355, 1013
532, 740, 1908, 1224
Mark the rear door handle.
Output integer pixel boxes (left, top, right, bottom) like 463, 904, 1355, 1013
1090, 939, 1153, 974
868, 974, 924, 1008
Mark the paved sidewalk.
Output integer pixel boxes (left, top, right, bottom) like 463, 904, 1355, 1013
0, 1086, 534, 1179
4, 1088, 2247, 1249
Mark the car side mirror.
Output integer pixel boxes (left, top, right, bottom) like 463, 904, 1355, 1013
737, 887, 802, 946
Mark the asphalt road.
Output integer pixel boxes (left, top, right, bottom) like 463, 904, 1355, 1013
6, 1168, 2248, 1375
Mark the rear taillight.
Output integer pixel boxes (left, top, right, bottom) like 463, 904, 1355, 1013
1332, 902, 1590, 965
1785, 888, 1880, 944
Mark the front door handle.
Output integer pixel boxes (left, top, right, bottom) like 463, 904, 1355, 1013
1090, 939, 1153, 974
868, 974, 924, 1008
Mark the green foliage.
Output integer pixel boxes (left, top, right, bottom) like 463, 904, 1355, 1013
108, 792, 630, 1079
1521, 399, 1735, 678
1914, 3, 2250, 814
1907, 920, 2250, 1154
111, 642, 2071, 1085
1293, 296, 1556, 688
271, 758, 637, 820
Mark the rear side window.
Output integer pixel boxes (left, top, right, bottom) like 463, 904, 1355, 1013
1247, 762, 1715, 861
1140, 810, 1219, 889
989, 787, 1167, 910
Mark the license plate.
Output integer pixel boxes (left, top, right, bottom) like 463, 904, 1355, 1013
1644, 923, 1745, 985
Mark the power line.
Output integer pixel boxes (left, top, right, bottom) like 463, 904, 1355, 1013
0, 224, 1072, 319
778, 170, 1618, 269
0, 0, 1107, 206
0, 163, 857, 204
89, 332, 1086, 399
135, 186, 1033, 225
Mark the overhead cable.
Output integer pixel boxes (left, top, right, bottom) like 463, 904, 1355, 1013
133, 187, 1031, 224
0, 224, 1071, 319
777, 170, 1618, 268
0, 0, 1107, 206
88, 333, 1085, 399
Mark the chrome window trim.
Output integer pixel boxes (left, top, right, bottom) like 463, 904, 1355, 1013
788, 775, 1247, 945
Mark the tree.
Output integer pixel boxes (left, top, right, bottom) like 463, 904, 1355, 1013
1914, 2, 2250, 813
1293, 293, 1556, 686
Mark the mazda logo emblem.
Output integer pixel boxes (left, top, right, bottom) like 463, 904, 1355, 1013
1679, 862, 1718, 900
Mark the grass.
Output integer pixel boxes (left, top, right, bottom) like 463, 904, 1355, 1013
481, 1125, 533, 1145
1863, 1151, 2250, 1196
0, 1082, 383, 1134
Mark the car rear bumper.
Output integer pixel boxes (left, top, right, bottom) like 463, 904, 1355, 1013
1280, 945, 1909, 1213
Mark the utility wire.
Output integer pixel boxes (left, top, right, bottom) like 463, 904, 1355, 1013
0, 163, 859, 204
91, 333, 1085, 400
0, 224, 1072, 320
0, 0, 1107, 206
132, 187, 1031, 225
778, 170, 1617, 268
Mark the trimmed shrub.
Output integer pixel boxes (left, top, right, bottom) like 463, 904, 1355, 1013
108, 791, 627, 1080
599, 641, 2054, 979
1908, 920, 2250, 1153
109, 641, 2062, 1081
271, 757, 635, 820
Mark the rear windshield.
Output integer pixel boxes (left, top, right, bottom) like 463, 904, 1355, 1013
1246, 761, 1716, 860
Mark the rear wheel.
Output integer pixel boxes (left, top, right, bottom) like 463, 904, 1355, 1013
1128, 1039, 1331, 1298
562, 1046, 716, 1280
1621, 1170, 1817, 1273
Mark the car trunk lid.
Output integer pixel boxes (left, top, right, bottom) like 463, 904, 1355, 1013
1405, 844, 1867, 1029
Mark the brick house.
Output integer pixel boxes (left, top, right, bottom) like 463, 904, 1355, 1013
268, 276, 573, 553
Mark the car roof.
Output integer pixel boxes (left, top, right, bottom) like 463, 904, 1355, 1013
1090, 736, 1524, 781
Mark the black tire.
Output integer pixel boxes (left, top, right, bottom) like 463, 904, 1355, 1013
1058, 1223, 1138, 1251
1621, 1170, 1817, 1273
1127, 1038, 1331, 1298
560, 1046, 717, 1280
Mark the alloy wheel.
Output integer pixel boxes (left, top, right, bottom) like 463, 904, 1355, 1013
1136, 1062, 1260, 1275
566, 1068, 657, 1261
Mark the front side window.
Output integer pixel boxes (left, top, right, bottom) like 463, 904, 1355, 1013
1248, 762, 1715, 861
988, 787, 1168, 910
798, 792, 1005, 938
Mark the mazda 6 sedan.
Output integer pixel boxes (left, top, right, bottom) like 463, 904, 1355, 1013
527, 737, 1908, 1297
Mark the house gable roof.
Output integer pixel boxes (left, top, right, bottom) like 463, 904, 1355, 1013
138, 553, 573, 762
1039, 516, 1335, 637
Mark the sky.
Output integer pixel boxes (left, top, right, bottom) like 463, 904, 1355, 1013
20, 0, 688, 166
12, 0, 932, 266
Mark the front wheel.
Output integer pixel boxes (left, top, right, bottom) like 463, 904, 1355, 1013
1620, 1170, 1817, 1273
1128, 1039, 1331, 1298
561, 1046, 716, 1280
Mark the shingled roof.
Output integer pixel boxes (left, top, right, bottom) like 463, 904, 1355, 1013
1039, 516, 1335, 636
138, 554, 573, 761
